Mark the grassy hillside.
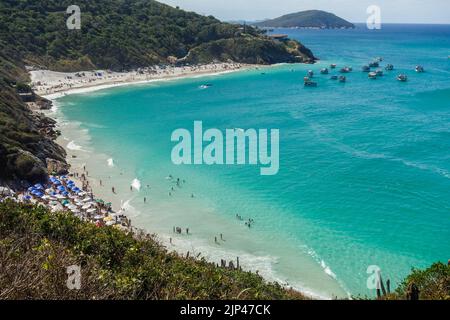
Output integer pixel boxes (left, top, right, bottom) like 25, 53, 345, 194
0, 200, 306, 300
255, 10, 355, 29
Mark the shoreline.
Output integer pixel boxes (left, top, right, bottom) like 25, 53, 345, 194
30, 62, 265, 99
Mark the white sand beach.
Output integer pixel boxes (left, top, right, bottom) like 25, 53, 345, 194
30, 62, 255, 98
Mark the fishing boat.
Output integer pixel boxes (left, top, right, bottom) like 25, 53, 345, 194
375, 69, 384, 76
362, 65, 370, 72
320, 68, 329, 74
330, 64, 337, 69
368, 72, 377, 79
330, 75, 338, 80
385, 64, 394, 71
415, 65, 425, 73
397, 74, 408, 82
338, 76, 346, 83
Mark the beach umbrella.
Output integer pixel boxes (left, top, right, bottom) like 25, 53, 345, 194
78, 191, 87, 196
24, 195, 32, 201
67, 180, 75, 185
27, 186, 35, 192
93, 214, 103, 219
42, 195, 51, 200
62, 191, 69, 197
57, 185, 66, 191
82, 204, 92, 210
34, 183, 44, 190
56, 194, 66, 199
82, 197, 91, 202
35, 192, 44, 198
106, 221, 116, 226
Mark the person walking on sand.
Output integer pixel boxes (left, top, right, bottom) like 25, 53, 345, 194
112, 186, 116, 194
144, 197, 147, 203
215, 236, 218, 244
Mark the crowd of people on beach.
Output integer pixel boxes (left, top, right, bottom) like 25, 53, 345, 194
31, 63, 245, 96
0, 174, 132, 231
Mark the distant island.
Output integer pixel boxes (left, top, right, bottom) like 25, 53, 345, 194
254, 10, 355, 29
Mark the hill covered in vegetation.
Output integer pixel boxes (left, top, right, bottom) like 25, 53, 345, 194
0, 0, 315, 71
0, 200, 306, 299
255, 10, 355, 29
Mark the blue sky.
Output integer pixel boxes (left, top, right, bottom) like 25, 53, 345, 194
158, 0, 450, 24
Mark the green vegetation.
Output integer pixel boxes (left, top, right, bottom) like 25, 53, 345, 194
0, 201, 306, 299
394, 262, 450, 300
255, 10, 355, 29
0, 0, 315, 71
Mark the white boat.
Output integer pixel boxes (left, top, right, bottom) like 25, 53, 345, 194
368, 72, 377, 79
397, 74, 408, 82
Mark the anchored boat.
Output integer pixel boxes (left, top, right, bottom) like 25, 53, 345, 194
415, 65, 425, 73
397, 74, 408, 82
320, 68, 329, 75
385, 64, 394, 71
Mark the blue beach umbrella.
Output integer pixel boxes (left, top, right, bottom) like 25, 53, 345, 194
57, 185, 66, 191
24, 195, 32, 201
34, 183, 44, 190
62, 191, 69, 197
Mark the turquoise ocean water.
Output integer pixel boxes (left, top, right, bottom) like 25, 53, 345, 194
54, 24, 450, 298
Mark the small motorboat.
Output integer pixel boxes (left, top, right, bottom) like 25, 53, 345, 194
304, 77, 317, 87
369, 61, 379, 68
375, 69, 384, 76
375, 57, 383, 62
368, 72, 377, 79
200, 84, 213, 89
385, 64, 394, 71
397, 74, 408, 82
339, 67, 351, 73
338, 76, 346, 83
362, 65, 370, 72
320, 68, 329, 75
330, 75, 338, 80
415, 65, 425, 73
307, 70, 314, 77
330, 64, 337, 69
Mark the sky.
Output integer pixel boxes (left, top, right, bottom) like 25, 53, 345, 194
158, 0, 450, 24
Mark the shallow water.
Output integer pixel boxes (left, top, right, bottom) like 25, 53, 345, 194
53, 24, 450, 298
